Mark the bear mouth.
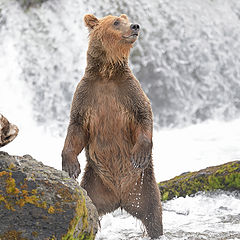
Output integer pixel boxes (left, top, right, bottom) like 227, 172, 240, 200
131, 33, 139, 37
123, 33, 138, 39
122, 33, 139, 44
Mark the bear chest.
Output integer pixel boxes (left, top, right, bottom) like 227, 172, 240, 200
87, 82, 135, 173
89, 82, 133, 137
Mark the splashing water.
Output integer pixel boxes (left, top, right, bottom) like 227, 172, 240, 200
140, 170, 144, 185
96, 191, 240, 240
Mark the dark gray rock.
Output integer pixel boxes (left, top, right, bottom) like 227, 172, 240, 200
0, 151, 98, 240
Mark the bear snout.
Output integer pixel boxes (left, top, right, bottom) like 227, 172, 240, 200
130, 23, 140, 32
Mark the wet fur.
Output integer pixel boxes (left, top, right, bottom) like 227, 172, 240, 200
62, 14, 163, 238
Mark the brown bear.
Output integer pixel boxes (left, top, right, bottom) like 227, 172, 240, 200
62, 14, 163, 238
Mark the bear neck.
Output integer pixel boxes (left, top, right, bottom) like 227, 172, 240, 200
86, 52, 130, 78
85, 41, 131, 78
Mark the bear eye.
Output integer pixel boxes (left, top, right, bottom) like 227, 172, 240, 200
113, 20, 120, 26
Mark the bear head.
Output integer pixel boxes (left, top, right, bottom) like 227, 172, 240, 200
84, 14, 140, 64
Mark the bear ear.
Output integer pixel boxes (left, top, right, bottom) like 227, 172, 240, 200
120, 14, 128, 20
84, 14, 99, 31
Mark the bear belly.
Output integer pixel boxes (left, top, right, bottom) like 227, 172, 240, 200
88, 93, 139, 192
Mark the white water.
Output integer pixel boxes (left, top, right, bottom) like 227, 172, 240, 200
97, 191, 240, 240
1, 0, 240, 239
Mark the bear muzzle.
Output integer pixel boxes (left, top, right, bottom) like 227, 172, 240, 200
130, 23, 140, 37
122, 23, 140, 42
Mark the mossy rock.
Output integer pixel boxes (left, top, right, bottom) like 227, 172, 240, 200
159, 161, 240, 201
0, 151, 98, 240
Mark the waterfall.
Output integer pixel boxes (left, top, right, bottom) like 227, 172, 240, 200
1, 0, 240, 135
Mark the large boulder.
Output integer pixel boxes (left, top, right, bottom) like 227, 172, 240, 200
0, 151, 98, 240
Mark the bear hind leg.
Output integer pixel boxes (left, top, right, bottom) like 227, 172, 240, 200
80, 165, 120, 216
122, 169, 163, 239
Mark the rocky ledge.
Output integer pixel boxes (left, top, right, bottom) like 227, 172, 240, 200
0, 151, 98, 240
159, 161, 240, 201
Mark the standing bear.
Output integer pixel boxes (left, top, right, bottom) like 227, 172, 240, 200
62, 14, 163, 239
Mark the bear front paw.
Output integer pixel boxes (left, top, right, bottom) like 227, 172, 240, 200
130, 138, 152, 169
62, 152, 81, 179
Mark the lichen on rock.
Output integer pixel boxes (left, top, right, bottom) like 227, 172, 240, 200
0, 151, 98, 240
159, 161, 240, 201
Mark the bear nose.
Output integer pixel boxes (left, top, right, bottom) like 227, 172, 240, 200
130, 23, 140, 31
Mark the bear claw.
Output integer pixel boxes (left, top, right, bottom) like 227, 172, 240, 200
62, 159, 81, 179
131, 154, 151, 169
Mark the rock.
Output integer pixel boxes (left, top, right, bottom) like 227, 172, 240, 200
0, 151, 98, 240
0, 114, 19, 148
159, 161, 240, 201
